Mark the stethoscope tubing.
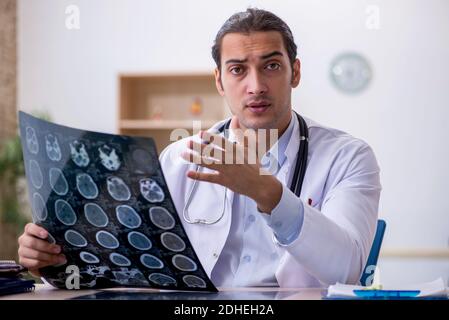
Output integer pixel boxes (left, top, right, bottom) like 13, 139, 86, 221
183, 112, 308, 225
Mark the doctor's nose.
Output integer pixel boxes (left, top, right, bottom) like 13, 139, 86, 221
246, 71, 268, 95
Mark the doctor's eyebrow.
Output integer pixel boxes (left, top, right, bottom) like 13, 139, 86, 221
224, 51, 284, 65
260, 51, 283, 60
225, 58, 248, 65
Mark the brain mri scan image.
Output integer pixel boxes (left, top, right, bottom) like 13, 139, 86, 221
172, 254, 198, 272
183, 275, 207, 288
98, 145, 121, 171
49, 168, 69, 196
107, 176, 131, 201
149, 206, 175, 230
112, 269, 148, 286
109, 253, 132, 267
32, 192, 47, 222
148, 273, 177, 287
96, 230, 120, 249
26, 127, 39, 154
140, 254, 164, 269
45, 134, 62, 161
161, 232, 186, 252
84, 203, 109, 227
64, 229, 88, 247
76, 173, 99, 199
70, 140, 90, 167
131, 148, 156, 175
127, 231, 152, 250
19, 111, 216, 292
29, 160, 43, 189
116, 205, 141, 228
55, 199, 77, 226
140, 178, 165, 203
80, 251, 100, 264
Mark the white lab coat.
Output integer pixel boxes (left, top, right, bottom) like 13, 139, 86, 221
159, 115, 381, 287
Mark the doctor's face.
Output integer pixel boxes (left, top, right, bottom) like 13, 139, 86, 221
215, 31, 301, 132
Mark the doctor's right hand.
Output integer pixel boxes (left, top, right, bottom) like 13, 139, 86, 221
18, 223, 66, 277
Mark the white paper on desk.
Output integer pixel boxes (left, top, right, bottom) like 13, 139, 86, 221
327, 278, 447, 298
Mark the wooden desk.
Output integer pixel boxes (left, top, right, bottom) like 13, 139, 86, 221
0, 284, 325, 300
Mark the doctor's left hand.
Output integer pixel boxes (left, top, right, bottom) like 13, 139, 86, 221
181, 117, 283, 214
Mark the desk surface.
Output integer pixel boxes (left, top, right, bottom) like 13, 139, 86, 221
0, 284, 325, 300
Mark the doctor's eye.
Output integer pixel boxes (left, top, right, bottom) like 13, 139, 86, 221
265, 63, 281, 71
229, 66, 244, 75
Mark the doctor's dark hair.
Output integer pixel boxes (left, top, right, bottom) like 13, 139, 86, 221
211, 8, 298, 72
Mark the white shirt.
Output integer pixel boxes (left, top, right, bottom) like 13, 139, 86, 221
211, 114, 297, 287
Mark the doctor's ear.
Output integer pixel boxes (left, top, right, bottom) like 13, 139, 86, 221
214, 68, 225, 96
291, 59, 301, 88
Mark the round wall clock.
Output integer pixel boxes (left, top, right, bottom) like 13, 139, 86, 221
330, 52, 372, 94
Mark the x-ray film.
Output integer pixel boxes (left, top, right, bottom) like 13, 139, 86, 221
19, 111, 217, 292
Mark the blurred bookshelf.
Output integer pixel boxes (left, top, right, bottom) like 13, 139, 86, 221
117, 72, 229, 153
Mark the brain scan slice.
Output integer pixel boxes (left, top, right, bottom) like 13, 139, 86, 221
149, 206, 175, 230
84, 265, 110, 277
84, 203, 109, 227
96, 230, 120, 249
76, 173, 99, 199
79, 266, 112, 288
29, 160, 43, 189
26, 127, 39, 154
131, 148, 156, 174
98, 145, 121, 171
140, 253, 164, 269
45, 134, 62, 161
172, 254, 197, 272
109, 252, 131, 266
112, 268, 149, 286
116, 205, 141, 229
106, 176, 131, 201
183, 275, 207, 288
140, 178, 165, 203
70, 140, 90, 167
64, 229, 88, 247
55, 199, 77, 226
80, 251, 100, 264
127, 231, 152, 250
161, 232, 186, 252
49, 168, 69, 195
148, 273, 177, 287
32, 192, 48, 221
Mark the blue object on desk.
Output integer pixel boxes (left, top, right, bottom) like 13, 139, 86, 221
0, 277, 35, 296
360, 219, 387, 286
353, 290, 420, 298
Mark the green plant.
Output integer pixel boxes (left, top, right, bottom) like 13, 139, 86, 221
0, 134, 28, 230
0, 111, 51, 230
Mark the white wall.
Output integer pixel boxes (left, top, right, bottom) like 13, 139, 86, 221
18, 0, 449, 285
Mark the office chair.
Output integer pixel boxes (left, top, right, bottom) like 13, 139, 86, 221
360, 219, 387, 286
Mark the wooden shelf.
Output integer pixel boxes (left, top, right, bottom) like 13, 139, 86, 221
118, 72, 228, 151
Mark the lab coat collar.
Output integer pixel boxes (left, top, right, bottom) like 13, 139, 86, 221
267, 111, 296, 169
284, 111, 304, 169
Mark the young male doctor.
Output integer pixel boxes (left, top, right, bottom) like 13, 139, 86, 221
17, 8, 381, 288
